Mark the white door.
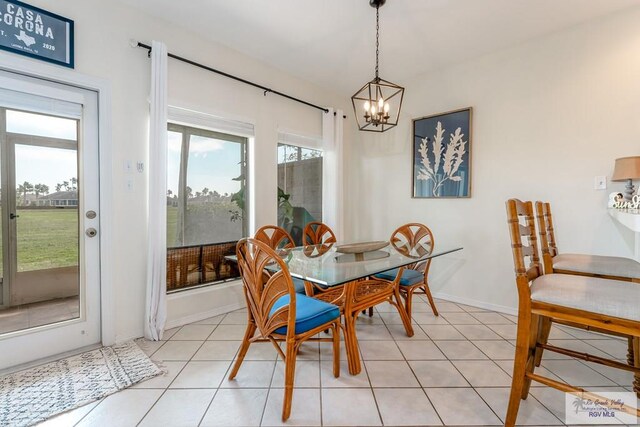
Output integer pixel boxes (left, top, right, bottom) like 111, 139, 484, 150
0, 70, 101, 370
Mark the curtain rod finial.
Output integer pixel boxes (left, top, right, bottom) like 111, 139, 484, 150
129, 39, 139, 48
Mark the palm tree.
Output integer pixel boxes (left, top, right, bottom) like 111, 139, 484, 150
20, 181, 33, 204
17, 183, 25, 205
34, 183, 49, 199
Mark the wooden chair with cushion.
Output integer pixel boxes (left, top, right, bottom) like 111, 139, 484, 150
303, 221, 337, 246
254, 225, 306, 295
535, 201, 640, 366
229, 238, 341, 421
535, 201, 640, 282
302, 221, 376, 317
255, 225, 296, 251
374, 223, 439, 318
505, 199, 640, 427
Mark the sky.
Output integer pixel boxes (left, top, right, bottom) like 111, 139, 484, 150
6, 110, 244, 197
7, 110, 321, 199
8, 111, 78, 193
167, 131, 243, 197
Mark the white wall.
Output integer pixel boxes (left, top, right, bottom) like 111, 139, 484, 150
16, 0, 349, 341
346, 7, 640, 312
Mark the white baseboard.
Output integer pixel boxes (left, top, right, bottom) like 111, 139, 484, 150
164, 301, 245, 330
432, 291, 518, 316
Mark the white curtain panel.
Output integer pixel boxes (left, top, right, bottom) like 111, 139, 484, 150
145, 40, 168, 341
322, 108, 345, 239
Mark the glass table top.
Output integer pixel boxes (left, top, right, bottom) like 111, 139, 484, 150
228, 242, 463, 287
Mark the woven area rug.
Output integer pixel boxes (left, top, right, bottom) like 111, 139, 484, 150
0, 341, 162, 427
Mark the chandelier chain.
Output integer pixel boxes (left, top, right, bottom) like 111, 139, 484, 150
375, 4, 379, 79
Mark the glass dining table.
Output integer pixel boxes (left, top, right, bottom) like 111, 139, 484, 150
227, 242, 463, 375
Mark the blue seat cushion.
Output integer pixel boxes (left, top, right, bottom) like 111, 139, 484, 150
270, 294, 340, 335
374, 268, 424, 286
292, 277, 306, 294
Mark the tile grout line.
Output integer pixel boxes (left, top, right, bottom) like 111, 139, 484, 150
138, 316, 225, 426
377, 302, 463, 424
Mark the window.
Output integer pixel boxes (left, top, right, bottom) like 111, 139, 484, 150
277, 143, 323, 245
166, 123, 247, 292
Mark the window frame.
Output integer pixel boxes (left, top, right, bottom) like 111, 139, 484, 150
166, 122, 249, 293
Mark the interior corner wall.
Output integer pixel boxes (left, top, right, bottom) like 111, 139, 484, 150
22, 0, 350, 340
345, 7, 640, 311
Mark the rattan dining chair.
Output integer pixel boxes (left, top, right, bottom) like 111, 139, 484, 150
301, 222, 376, 316
303, 221, 337, 245
505, 199, 640, 427
535, 201, 640, 366
255, 225, 296, 251
374, 223, 439, 317
254, 225, 307, 295
230, 238, 341, 421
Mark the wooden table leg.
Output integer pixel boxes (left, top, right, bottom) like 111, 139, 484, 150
633, 336, 639, 398
343, 310, 361, 375
393, 288, 414, 337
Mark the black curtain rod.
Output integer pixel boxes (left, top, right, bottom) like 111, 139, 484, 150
137, 42, 346, 119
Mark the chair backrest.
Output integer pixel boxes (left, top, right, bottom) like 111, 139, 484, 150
303, 222, 337, 245
506, 199, 543, 297
235, 238, 297, 338
534, 201, 558, 274
535, 201, 558, 256
255, 225, 295, 250
389, 223, 435, 274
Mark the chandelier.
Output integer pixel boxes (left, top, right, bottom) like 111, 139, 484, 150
351, 0, 404, 132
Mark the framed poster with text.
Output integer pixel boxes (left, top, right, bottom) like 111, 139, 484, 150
0, 0, 74, 68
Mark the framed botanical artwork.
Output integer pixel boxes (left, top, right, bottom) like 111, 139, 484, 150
412, 107, 472, 198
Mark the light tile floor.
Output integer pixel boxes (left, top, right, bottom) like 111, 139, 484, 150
39, 297, 638, 426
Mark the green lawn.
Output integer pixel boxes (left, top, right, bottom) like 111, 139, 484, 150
167, 205, 178, 246
15, 208, 78, 272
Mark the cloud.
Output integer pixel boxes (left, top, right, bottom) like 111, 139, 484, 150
168, 133, 225, 154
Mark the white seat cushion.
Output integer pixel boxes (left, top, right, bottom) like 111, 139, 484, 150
530, 274, 640, 322
553, 253, 640, 279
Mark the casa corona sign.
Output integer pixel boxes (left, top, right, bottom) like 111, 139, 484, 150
0, 0, 74, 68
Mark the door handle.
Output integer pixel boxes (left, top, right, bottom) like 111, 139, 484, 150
9, 213, 19, 219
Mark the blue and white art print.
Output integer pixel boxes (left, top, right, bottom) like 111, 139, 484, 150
412, 108, 472, 198
0, 0, 74, 68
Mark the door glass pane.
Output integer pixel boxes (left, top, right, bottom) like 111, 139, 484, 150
7, 110, 77, 140
277, 143, 323, 245
0, 110, 80, 335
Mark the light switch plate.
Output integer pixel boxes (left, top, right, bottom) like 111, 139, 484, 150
594, 175, 607, 190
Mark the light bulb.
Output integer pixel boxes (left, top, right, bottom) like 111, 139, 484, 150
371, 106, 377, 115
363, 101, 370, 112
384, 103, 390, 113
378, 98, 384, 108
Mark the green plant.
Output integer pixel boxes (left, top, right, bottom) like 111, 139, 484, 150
277, 187, 294, 226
